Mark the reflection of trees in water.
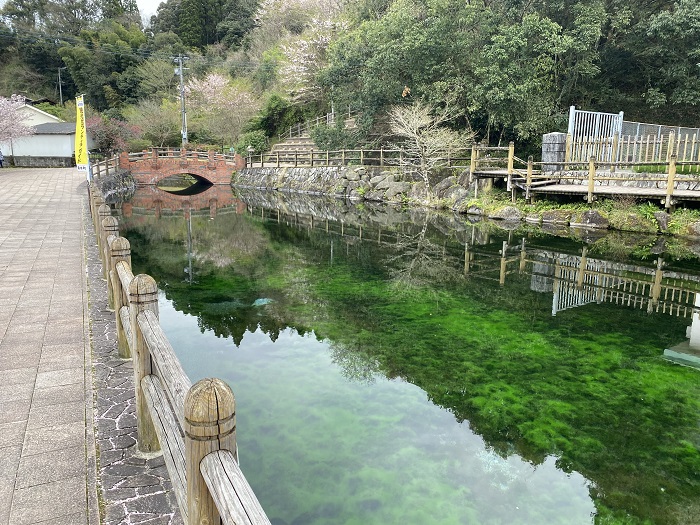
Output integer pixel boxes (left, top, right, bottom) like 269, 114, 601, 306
328, 341, 381, 384
385, 213, 465, 294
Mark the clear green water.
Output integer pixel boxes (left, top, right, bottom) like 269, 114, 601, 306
120, 189, 700, 525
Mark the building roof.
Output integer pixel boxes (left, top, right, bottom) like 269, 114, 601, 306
33, 122, 76, 135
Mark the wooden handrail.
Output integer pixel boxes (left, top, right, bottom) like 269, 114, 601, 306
201, 450, 271, 525
92, 195, 270, 525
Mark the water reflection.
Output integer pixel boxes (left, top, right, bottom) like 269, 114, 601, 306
117, 186, 700, 525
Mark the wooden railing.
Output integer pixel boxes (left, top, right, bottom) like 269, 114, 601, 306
88, 185, 271, 525
566, 130, 700, 166
246, 148, 472, 169
278, 107, 356, 141
520, 156, 700, 208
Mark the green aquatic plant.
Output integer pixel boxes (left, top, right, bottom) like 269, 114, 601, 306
122, 198, 700, 525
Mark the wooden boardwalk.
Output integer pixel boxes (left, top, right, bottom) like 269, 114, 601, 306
526, 183, 700, 202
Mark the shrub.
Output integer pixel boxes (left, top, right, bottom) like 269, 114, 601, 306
236, 130, 269, 154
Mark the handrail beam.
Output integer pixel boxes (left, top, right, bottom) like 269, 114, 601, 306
201, 450, 272, 525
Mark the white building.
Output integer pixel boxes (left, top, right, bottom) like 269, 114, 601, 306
0, 104, 95, 168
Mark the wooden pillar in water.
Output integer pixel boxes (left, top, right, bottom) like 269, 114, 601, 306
499, 241, 508, 286
577, 247, 588, 289
649, 258, 664, 312
185, 378, 237, 525
129, 275, 160, 453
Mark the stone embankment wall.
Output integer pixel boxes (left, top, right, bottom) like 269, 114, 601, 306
233, 166, 474, 210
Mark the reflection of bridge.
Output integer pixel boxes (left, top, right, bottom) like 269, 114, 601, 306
120, 185, 245, 219
91, 148, 246, 186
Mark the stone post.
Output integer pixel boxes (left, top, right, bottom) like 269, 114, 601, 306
185, 378, 237, 525
542, 132, 567, 173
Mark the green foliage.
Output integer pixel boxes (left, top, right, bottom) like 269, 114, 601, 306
34, 102, 63, 118
310, 121, 360, 150
235, 130, 268, 154
246, 94, 298, 137
666, 208, 700, 236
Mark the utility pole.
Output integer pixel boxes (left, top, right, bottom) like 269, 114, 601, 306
58, 67, 67, 105
173, 55, 190, 147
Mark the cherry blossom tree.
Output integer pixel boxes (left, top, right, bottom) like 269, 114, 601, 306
0, 95, 35, 143
185, 73, 259, 148
280, 18, 346, 104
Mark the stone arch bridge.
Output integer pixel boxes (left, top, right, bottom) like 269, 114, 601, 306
110, 148, 246, 186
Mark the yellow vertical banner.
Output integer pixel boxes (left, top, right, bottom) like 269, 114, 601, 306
75, 95, 89, 175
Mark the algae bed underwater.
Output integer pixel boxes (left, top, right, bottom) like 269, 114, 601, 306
121, 190, 700, 525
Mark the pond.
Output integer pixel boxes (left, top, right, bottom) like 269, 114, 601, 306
119, 186, 700, 525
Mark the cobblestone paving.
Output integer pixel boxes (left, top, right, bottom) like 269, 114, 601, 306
83, 194, 183, 525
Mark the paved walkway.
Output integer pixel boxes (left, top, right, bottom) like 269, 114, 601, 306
0, 167, 181, 525
0, 168, 99, 525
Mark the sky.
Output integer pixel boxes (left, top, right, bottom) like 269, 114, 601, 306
137, 0, 162, 20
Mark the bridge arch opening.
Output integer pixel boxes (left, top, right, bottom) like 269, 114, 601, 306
156, 173, 214, 195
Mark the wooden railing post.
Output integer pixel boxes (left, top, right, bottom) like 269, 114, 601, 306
665, 155, 677, 209
96, 204, 111, 251
526, 156, 533, 201
129, 274, 160, 453
587, 157, 596, 204
506, 141, 514, 191
110, 237, 132, 358
610, 132, 619, 174
101, 217, 120, 309
380, 148, 384, 167
469, 144, 477, 184
185, 378, 236, 525
90, 190, 104, 230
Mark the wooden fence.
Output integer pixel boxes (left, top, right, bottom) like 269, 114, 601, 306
89, 185, 271, 525
566, 130, 700, 166
247, 147, 472, 169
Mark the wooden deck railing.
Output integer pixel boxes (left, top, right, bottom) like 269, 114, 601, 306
521, 155, 700, 208
89, 185, 271, 525
566, 130, 700, 166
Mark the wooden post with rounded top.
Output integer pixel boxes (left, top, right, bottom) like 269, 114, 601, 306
110, 237, 132, 358
97, 204, 111, 253
101, 216, 119, 284
97, 202, 111, 224
129, 274, 160, 453
92, 195, 105, 232
185, 378, 237, 525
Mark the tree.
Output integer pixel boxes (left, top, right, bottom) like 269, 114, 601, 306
123, 99, 180, 146
185, 73, 259, 148
388, 101, 473, 196
0, 95, 35, 143
86, 114, 139, 153
280, 18, 346, 104
134, 57, 179, 100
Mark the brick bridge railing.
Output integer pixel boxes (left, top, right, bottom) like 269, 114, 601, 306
92, 148, 246, 186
